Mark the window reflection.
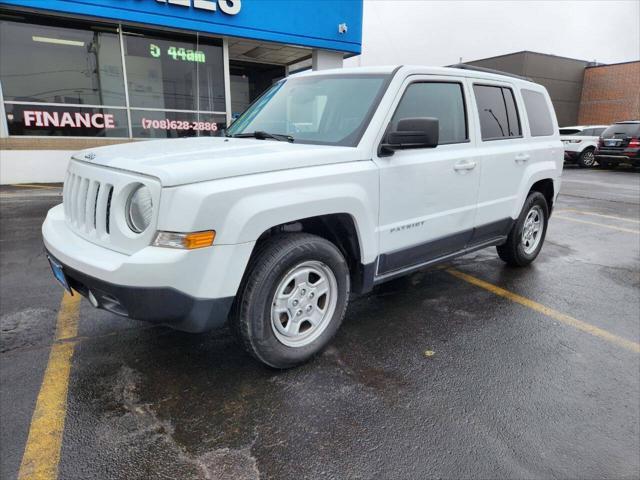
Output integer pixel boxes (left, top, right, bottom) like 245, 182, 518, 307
0, 20, 126, 106
0, 16, 228, 138
124, 31, 225, 112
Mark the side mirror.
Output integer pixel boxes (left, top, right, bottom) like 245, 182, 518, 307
380, 117, 439, 156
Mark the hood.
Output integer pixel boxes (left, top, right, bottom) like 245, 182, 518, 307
73, 137, 363, 187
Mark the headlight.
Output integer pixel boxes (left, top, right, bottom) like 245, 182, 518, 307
126, 185, 153, 233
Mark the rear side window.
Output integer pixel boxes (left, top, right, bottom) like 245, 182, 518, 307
592, 127, 606, 136
391, 82, 468, 144
522, 89, 555, 137
473, 85, 522, 140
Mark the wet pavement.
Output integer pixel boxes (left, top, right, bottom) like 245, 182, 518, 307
1, 167, 639, 479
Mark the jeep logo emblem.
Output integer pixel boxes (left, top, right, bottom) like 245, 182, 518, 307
156, 0, 241, 15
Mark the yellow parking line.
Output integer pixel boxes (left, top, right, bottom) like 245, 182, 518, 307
447, 268, 640, 354
555, 209, 640, 224
18, 292, 81, 480
553, 215, 640, 234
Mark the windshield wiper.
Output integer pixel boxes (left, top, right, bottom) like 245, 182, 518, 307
229, 131, 294, 143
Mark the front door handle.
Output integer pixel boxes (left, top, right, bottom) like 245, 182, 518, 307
453, 160, 477, 172
515, 153, 530, 163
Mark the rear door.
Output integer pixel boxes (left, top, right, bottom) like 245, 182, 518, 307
468, 81, 528, 244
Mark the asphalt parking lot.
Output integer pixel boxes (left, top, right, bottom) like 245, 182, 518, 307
1, 166, 639, 480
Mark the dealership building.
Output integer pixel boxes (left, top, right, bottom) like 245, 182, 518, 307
0, 0, 362, 183
466, 51, 640, 128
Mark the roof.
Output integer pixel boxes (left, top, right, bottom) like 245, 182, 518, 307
297, 65, 542, 87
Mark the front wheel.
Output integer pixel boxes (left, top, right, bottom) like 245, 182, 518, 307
232, 233, 350, 368
497, 192, 549, 267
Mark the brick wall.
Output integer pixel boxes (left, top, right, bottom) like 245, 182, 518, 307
577, 61, 640, 125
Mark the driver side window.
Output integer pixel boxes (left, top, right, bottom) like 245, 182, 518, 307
391, 82, 468, 145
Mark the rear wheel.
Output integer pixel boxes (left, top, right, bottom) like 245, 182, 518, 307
232, 233, 350, 368
577, 148, 596, 168
497, 191, 549, 267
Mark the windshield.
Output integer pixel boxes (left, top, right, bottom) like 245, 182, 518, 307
226, 74, 390, 146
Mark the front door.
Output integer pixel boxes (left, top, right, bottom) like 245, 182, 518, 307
374, 77, 480, 276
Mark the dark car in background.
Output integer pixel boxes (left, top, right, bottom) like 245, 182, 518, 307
595, 121, 640, 168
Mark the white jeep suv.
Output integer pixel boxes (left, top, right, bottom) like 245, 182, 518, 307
560, 125, 608, 168
43, 65, 563, 368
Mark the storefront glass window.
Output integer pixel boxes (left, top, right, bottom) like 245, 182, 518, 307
0, 20, 126, 106
123, 31, 225, 112
4, 103, 129, 138
0, 16, 228, 139
130, 110, 226, 139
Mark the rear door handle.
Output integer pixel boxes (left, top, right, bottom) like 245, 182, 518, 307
515, 153, 530, 163
453, 160, 477, 172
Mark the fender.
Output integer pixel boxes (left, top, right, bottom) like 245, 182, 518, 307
157, 161, 380, 264
511, 158, 561, 219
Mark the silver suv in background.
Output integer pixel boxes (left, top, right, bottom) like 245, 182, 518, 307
560, 125, 608, 168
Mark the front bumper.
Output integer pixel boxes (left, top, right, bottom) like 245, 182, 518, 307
43, 204, 255, 332
47, 251, 233, 332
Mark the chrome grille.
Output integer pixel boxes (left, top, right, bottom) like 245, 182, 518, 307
63, 171, 113, 236
63, 158, 161, 254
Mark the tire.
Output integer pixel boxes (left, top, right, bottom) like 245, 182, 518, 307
232, 233, 350, 368
497, 191, 549, 267
577, 148, 596, 168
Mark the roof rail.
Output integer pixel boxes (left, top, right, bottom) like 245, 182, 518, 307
450, 63, 533, 82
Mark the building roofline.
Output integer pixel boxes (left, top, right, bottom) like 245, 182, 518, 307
465, 50, 601, 66
585, 60, 640, 69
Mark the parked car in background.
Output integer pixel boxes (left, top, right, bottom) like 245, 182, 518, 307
560, 125, 608, 168
595, 121, 640, 168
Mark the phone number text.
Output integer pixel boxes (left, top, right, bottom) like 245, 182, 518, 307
141, 118, 218, 132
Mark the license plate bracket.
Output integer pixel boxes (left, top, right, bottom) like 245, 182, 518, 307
47, 256, 72, 294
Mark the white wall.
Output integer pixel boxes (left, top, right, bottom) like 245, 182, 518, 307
312, 50, 343, 70
0, 150, 72, 184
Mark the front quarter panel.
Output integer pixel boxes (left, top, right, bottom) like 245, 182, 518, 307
157, 161, 380, 264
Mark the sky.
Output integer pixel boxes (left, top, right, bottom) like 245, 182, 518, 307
346, 0, 640, 67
